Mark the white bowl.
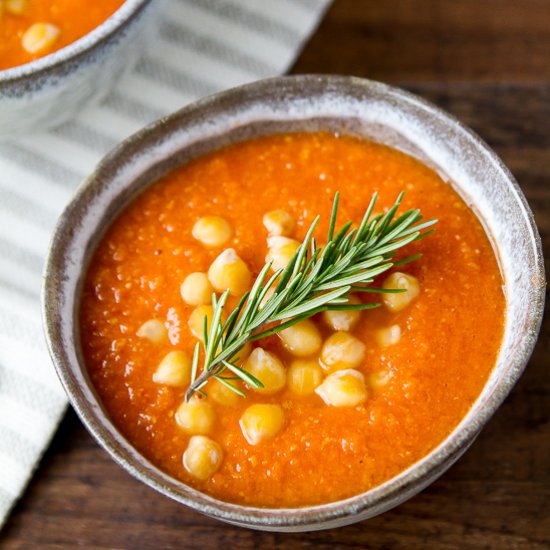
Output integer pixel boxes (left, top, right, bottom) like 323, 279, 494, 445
0, 0, 159, 138
43, 76, 545, 531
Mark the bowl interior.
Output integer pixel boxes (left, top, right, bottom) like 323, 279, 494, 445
43, 76, 545, 531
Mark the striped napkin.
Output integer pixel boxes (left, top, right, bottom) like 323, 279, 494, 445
0, 0, 331, 527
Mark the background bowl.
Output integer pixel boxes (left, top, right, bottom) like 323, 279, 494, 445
0, 0, 158, 138
43, 75, 545, 531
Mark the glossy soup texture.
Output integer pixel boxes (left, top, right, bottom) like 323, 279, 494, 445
80, 133, 505, 507
0, 0, 125, 70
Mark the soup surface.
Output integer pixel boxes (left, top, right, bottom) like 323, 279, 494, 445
0, 0, 125, 70
80, 133, 505, 507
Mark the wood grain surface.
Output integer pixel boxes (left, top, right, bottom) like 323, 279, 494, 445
2, 1, 549, 548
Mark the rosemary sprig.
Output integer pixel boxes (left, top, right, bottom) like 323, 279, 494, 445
185, 192, 437, 401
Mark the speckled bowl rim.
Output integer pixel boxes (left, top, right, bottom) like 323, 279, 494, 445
43, 75, 545, 530
0, 0, 150, 83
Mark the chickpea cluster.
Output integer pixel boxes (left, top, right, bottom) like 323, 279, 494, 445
136, 209, 421, 481
1, 1, 61, 56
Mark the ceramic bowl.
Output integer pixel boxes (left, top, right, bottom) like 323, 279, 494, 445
43, 75, 545, 532
0, 0, 158, 138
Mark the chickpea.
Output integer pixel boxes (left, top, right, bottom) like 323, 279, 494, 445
320, 331, 366, 373
243, 348, 286, 394
287, 360, 323, 396
175, 397, 216, 435
322, 295, 362, 331
382, 272, 420, 312
136, 319, 168, 344
239, 404, 284, 445
180, 272, 213, 305
266, 236, 301, 271
22, 23, 60, 54
278, 319, 322, 357
188, 305, 214, 341
6, 0, 28, 15
263, 209, 295, 236
229, 341, 253, 364
208, 379, 242, 407
315, 369, 368, 407
208, 248, 251, 296
192, 216, 232, 248
375, 324, 401, 347
153, 351, 191, 387
183, 436, 223, 480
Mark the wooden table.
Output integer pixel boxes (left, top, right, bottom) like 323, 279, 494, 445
3, 1, 549, 547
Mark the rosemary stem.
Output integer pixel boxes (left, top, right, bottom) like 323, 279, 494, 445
185, 192, 437, 401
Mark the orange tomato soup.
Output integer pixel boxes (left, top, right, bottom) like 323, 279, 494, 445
80, 133, 505, 507
0, 0, 125, 70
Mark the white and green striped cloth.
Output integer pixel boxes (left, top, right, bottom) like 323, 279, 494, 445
0, 0, 331, 527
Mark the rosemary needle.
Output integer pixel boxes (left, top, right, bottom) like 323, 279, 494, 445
185, 191, 437, 401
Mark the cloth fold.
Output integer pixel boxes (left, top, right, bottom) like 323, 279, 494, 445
0, 0, 331, 528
